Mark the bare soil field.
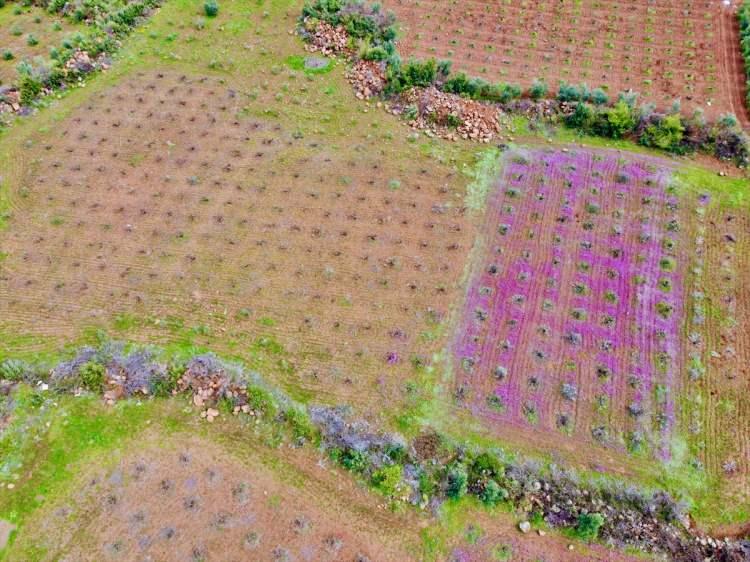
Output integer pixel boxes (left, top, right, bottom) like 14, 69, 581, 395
0, 68, 475, 410
381, 0, 749, 122
10, 433, 416, 561
0, 4, 81, 87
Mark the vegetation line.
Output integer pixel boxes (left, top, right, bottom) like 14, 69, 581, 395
299, 0, 750, 167
0, 342, 747, 560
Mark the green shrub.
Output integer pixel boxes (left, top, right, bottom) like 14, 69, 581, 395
557, 82, 583, 102
19, 75, 42, 105
565, 102, 593, 129
340, 448, 369, 473
446, 462, 468, 499
0, 359, 27, 382
387, 58, 437, 92
604, 100, 635, 138
2, 50, 14, 61
590, 87, 608, 105
436, 59, 452, 77
246, 384, 279, 418
640, 114, 685, 152
479, 479, 508, 506
469, 452, 504, 483
79, 361, 106, 393
575, 512, 605, 542
204, 0, 219, 17
150, 363, 183, 397
528, 78, 547, 100
718, 113, 739, 128
283, 405, 316, 441
371, 464, 403, 497
443, 74, 520, 103
26, 34, 39, 46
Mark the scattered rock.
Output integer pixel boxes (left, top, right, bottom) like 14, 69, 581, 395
519, 521, 531, 533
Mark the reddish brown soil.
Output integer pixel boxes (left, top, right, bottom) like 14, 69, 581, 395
0, 69, 475, 414
382, 0, 749, 123
10, 433, 418, 561
687, 201, 750, 503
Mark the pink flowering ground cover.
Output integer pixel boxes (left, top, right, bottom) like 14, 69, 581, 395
453, 148, 686, 459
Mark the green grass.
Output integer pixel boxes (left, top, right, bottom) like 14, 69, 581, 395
0, 389, 159, 557
285, 54, 334, 74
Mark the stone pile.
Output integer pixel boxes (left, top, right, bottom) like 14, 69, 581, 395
345, 59, 386, 99
391, 86, 504, 143
301, 19, 349, 56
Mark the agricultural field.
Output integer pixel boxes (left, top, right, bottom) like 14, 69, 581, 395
0, 0, 749, 560
382, 0, 749, 122
451, 147, 750, 516
0, 66, 475, 410
0, 4, 82, 87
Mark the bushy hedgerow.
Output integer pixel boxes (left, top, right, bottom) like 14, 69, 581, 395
443, 73, 521, 103
560, 97, 748, 164
298, 0, 749, 166
739, 2, 750, 107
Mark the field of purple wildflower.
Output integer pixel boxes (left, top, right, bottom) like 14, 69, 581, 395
454, 148, 687, 459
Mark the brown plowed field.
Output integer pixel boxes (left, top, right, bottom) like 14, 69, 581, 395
382, 0, 749, 123
0, 70, 476, 412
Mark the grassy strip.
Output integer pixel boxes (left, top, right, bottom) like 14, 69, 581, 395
0, 341, 706, 557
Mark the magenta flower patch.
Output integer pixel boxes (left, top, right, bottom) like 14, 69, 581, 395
453, 149, 684, 458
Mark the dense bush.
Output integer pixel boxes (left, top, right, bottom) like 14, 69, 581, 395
575, 512, 605, 541
640, 114, 685, 152
443, 73, 521, 103
528, 78, 548, 100
446, 462, 468, 498
385, 58, 439, 93
371, 464, 403, 497
204, 0, 218, 17
739, 1, 750, 107
19, 75, 42, 106
79, 361, 106, 392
